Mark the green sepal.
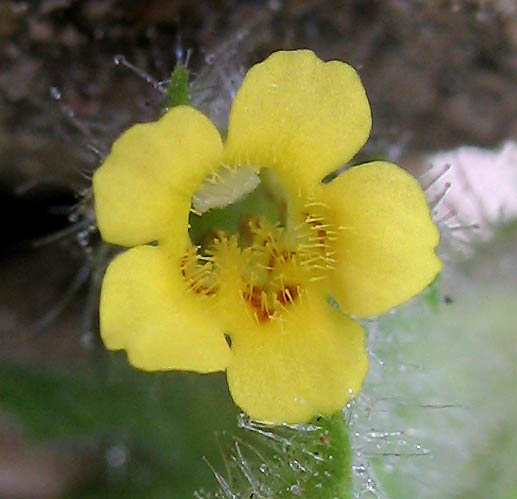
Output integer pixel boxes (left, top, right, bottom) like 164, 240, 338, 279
165, 63, 191, 108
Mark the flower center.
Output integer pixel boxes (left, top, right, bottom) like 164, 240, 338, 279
184, 167, 336, 324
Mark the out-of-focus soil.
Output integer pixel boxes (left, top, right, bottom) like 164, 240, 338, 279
1, 0, 516, 187
1, 1, 516, 497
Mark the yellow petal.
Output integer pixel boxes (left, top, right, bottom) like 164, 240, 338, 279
324, 161, 442, 317
223, 50, 371, 194
100, 245, 231, 372
226, 293, 368, 424
93, 106, 222, 247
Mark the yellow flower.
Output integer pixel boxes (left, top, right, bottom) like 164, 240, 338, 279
93, 50, 441, 424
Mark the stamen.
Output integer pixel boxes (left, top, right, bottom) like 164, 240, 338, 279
190, 207, 203, 216
299, 255, 327, 267
304, 201, 331, 209
186, 174, 340, 323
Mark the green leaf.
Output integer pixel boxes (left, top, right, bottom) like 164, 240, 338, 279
0, 357, 238, 496
0, 357, 354, 498
502, 481, 517, 499
370, 233, 517, 499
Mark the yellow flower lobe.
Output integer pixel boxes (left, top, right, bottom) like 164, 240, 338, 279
93, 50, 441, 424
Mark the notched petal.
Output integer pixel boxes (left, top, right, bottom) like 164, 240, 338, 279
100, 245, 231, 373
324, 161, 442, 317
226, 293, 368, 424
224, 50, 372, 194
93, 106, 223, 247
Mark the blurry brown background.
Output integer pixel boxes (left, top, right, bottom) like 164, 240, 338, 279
1, 0, 516, 497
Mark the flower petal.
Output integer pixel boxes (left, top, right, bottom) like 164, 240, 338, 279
223, 50, 371, 193
226, 294, 368, 424
93, 106, 223, 247
325, 161, 442, 317
100, 245, 231, 372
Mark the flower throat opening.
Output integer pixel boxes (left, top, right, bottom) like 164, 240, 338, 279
185, 167, 336, 324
